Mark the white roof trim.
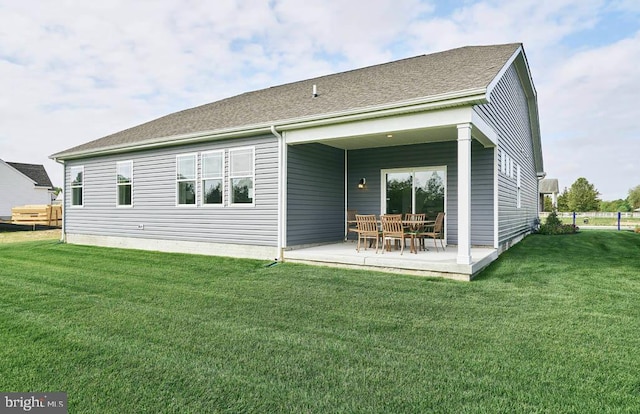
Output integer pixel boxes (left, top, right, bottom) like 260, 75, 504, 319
51, 89, 489, 161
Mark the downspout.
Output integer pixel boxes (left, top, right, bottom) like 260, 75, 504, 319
53, 158, 66, 243
270, 125, 285, 260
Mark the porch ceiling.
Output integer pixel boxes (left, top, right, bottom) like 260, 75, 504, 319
284, 106, 497, 150
316, 125, 455, 150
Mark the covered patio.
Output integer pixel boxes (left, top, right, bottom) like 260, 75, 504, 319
284, 242, 498, 281
282, 106, 500, 278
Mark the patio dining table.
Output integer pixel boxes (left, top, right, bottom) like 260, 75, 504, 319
401, 219, 436, 253
348, 216, 436, 253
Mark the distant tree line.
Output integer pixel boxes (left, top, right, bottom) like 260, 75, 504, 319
548, 178, 640, 212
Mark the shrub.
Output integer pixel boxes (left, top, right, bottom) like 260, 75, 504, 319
537, 211, 579, 235
544, 211, 563, 227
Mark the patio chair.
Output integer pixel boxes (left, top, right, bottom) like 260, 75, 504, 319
346, 209, 358, 240
420, 212, 445, 252
404, 213, 426, 253
355, 214, 380, 253
381, 214, 411, 255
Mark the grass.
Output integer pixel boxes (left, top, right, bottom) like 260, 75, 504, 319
555, 215, 640, 227
0, 228, 61, 243
1, 231, 640, 413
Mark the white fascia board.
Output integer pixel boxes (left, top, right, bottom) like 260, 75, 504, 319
279, 90, 487, 131
514, 51, 544, 173
50, 125, 274, 161
486, 46, 543, 173
486, 46, 523, 100
51, 89, 487, 161
470, 111, 498, 148
286, 106, 475, 144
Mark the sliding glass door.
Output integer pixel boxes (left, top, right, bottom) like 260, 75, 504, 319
382, 167, 446, 219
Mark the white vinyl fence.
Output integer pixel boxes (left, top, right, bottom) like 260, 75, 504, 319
540, 212, 640, 219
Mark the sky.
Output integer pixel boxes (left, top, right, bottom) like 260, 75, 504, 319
1, 0, 638, 201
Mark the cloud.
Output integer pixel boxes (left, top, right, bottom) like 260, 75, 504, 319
538, 30, 640, 199
0, 0, 638, 200
540, 31, 640, 134
405, 0, 605, 55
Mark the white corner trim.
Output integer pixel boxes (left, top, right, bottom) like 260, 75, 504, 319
493, 147, 500, 249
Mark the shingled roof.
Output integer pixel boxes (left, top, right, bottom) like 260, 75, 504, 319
539, 178, 559, 194
52, 43, 522, 159
6, 162, 53, 188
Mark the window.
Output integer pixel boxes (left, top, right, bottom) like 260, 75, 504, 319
500, 150, 506, 174
229, 147, 254, 205
116, 161, 133, 206
382, 167, 446, 217
70, 166, 84, 206
176, 154, 197, 205
516, 164, 522, 208
202, 151, 223, 205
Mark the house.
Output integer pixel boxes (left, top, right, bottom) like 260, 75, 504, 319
539, 178, 559, 212
0, 160, 54, 219
50, 43, 544, 279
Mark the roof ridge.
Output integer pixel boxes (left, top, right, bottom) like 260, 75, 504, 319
241, 43, 522, 95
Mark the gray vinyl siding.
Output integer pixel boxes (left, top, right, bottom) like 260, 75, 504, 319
474, 63, 538, 244
470, 142, 495, 246
64, 135, 279, 246
347, 140, 494, 246
286, 143, 345, 246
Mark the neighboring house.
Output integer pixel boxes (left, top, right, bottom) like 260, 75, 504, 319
539, 178, 559, 212
0, 160, 54, 219
50, 43, 544, 274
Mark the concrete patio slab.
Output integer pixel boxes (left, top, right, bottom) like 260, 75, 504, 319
284, 242, 498, 281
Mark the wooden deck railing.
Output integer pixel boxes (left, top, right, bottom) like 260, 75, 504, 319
11, 205, 62, 227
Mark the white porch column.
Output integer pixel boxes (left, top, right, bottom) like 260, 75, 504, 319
457, 123, 472, 265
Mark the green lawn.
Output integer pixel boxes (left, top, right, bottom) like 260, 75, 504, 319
1, 232, 640, 413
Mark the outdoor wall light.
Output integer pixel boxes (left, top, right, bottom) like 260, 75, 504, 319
358, 178, 366, 189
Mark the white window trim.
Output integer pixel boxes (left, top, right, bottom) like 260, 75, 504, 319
176, 153, 198, 207
228, 146, 255, 207
201, 150, 225, 207
70, 165, 84, 208
116, 160, 133, 208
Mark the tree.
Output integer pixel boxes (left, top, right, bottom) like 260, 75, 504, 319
628, 185, 640, 210
600, 199, 631, 212
418, 172, 445, 215
567, 177, 600, 212
543, 195, 554, 212
557, 187, 569, 212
